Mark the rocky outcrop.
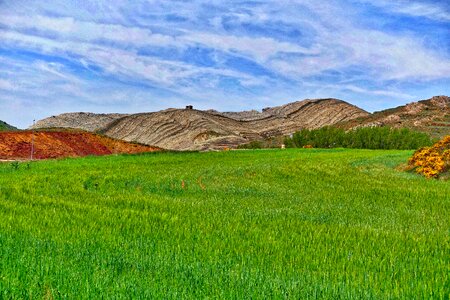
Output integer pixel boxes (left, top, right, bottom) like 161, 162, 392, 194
31, 112, 129, 132
31, 98, 370, 150
244, 98, 369, 136
207, 109, 268, 121
99, 109, 252, 151
337, 95, 449, 138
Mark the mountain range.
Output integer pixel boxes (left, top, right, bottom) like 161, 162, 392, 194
27, 95, 450, 150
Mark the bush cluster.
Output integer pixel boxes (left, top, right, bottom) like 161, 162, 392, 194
284, 126, 433, 150
408, 136, 450, 178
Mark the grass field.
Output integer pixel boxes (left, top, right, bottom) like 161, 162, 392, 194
0, 149, 449, 298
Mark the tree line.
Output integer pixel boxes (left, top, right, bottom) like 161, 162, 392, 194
283, 126, 433, 150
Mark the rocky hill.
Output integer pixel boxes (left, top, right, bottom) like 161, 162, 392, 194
0, 120, 17, 131
32, 98, 368, 150
0, 130, 161, 160
336, 95, 450, 138
33, 112, 128, 132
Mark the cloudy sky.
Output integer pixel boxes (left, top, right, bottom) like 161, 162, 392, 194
0, 0, 449, 128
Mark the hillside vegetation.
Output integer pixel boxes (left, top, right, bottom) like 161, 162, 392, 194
284, 126, 433, 150
408, 135, 450, 178
0, 120, 17, 131
0, 149, 448, 298
238, 126, 433, 150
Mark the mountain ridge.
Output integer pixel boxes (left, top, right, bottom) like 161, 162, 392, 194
32, 98, 368, 150
31, 96, 449, 150
335, 95, 449, 138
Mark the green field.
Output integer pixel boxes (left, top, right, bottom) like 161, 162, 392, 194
0, 149, 449, 298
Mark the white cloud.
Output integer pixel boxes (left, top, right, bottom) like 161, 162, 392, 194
356, 0, 450, 22
0, 15, 178, 48
0, 79, 18, 91
0, 14, 317, 62
0, 28, 258, 87
2, 7, 449, 85
330, 84, 412, 98
34, 61, 82, 83
181, 31, 318, 61
333, 29, 450, 80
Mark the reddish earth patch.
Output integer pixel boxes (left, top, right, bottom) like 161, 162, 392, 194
0, 130, 161, 160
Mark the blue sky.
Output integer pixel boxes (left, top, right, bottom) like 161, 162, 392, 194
0, 0, 449, 128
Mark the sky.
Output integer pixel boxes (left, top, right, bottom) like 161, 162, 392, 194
0, 0, 449, 128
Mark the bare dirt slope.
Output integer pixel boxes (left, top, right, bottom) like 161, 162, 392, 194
0, 130, 161, 160
337, 95, 450, 138
32, 98, 368, 150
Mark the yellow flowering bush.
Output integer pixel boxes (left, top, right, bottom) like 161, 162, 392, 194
408, 136, 450, 178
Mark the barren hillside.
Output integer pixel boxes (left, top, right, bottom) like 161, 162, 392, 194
337, 95, 450, 138
32, 112, 129, 132
0, 130, 161, 160
32, 98, 368, 150
99, 109, 252, 151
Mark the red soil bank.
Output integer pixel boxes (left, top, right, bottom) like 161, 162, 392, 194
0, 130, 161, 160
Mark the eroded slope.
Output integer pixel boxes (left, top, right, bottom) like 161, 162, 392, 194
0, 130, 161, 160
32, 112, 129, 132
337, 95, 450, 138
101, 98, 368, 150
32, 98, 369, 150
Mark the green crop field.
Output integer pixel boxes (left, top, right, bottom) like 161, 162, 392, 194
0, 149, 449, 298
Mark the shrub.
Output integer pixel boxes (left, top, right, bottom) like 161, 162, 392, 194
408, 136, 450, 178
284, 126, 433, 150
10, 161, 19, 170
